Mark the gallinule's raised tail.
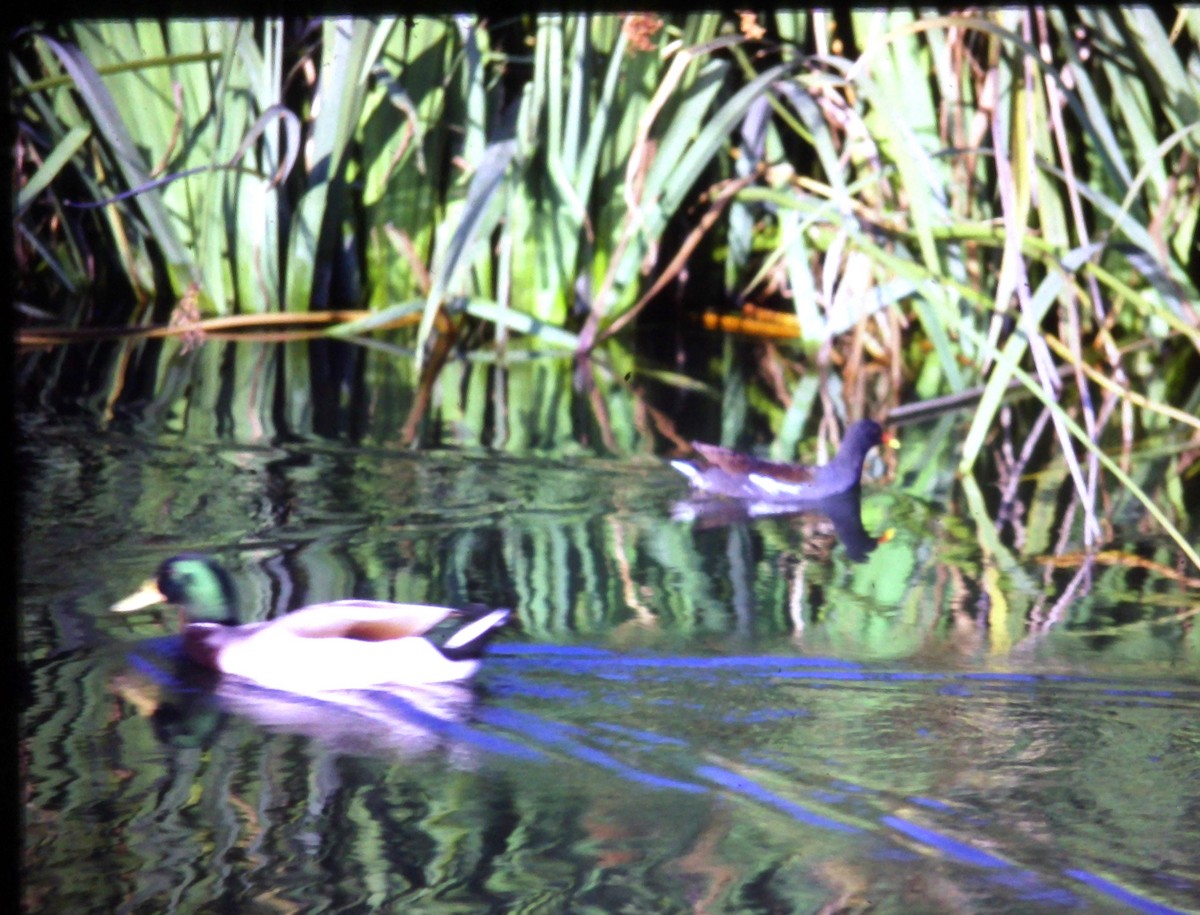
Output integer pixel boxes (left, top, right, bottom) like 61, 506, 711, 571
670, 419, 896, 502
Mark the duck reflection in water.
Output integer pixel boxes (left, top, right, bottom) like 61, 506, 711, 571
109, 642, 503, 764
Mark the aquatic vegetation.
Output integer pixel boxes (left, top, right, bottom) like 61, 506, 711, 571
12, 9, 1200, 568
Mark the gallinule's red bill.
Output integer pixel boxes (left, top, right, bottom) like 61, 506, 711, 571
671, 419, 897, 501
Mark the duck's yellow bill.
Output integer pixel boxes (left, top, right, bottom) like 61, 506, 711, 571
112, 579, 167, 613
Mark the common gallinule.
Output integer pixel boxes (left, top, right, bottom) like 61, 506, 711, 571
670, 419, 895, 502
113, 554, 512, 691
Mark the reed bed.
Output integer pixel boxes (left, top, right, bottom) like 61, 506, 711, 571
12, 10, 1200, 569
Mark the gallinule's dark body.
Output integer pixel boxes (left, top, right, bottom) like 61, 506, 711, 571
671, 420, 891, 502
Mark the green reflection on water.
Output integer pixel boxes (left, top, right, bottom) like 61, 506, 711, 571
19, 417, 1200, 913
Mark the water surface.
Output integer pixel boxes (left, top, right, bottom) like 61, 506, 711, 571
20, 416, 1200, 913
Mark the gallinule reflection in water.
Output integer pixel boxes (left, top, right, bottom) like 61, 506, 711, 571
672, 486, 884, 562
670, 419, 896, 502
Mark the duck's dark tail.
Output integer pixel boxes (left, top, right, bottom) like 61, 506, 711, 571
439, 609, 512, 661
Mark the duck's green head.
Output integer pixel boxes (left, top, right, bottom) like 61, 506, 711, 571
112, 553, 240, 625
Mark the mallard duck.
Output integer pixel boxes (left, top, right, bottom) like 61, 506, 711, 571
671, 419, 897, 502
112, 553, 512, 693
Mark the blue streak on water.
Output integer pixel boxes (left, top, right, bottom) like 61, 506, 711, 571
489, 650, 1200, 712
808, 790, 848, 804
695, 765, 863, 833
487, 675, 589, 702
735, 669, 873, 681
476, 707, 707, 794
1063, 869, 1192, 915
477, 706, 587, 742
600, 692, 634, 709
880, 815, 1009, 868
565, 744, 707, 794
724, 707, 810, 724
766, 670, 961, 683
830, 780, 874, 794
648, 698, 707, 711
987, 870, 1083, 907
367, 692, 547, 762
592, 721, 689, 747
490, 649, 863, 672
593, 670, 640, 682
490, 644, 616, 657
740, 753, 793, 773
936, 684, 975, 697
907, 796, 954, 811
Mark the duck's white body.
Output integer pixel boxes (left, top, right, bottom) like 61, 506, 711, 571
113, 556, 511, 694
201, 634, 482, 692
183, 601, 509, 692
